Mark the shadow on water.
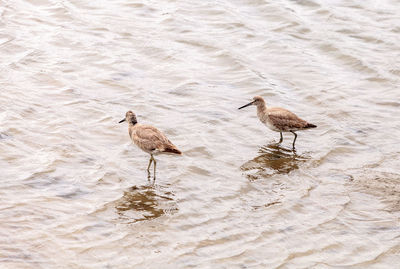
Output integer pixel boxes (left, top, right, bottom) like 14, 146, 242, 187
114, 184, 178, 224
241, 143, 310, 180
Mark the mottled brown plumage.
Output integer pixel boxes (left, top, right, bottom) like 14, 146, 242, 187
129, 125, 181, 154
239, 96, 316, 148
119, 111, 181, 177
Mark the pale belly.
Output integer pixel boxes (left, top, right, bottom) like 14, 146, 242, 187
264, 120, 281, 132
263, 119, 300, 132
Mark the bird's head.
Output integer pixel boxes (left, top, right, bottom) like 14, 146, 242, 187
238, 96, 265, 110
119, 110, 138, 125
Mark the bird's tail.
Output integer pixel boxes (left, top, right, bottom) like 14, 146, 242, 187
163, 146, 182, 155
306, 123, 317, 128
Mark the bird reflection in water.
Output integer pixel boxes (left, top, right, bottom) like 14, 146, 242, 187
241, 143, 309, 180
115, 184, 178, 223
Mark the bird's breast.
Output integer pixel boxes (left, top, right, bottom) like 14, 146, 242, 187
257, 111, 279, 132
263, 117, 281, 132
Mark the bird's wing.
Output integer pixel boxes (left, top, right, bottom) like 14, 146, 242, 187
133, 125, 177, 152
268, 108, 308, 131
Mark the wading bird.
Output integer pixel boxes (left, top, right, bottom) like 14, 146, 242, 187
119, 111, 182, 178
238, 96, 316, 149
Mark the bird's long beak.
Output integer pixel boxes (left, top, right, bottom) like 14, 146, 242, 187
238, 101, 254, 110
118, 118, 126, 123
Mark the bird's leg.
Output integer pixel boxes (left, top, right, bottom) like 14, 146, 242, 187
147, 154, 153, 172
147, 170, 151, 182
279, 132, 283, 143
153, 156, 157, 181
291, 131, 297, 149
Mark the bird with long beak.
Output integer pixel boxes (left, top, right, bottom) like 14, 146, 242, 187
119, 111, 182, 178
238, 96, 316, 149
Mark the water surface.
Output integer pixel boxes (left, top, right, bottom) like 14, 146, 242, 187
1, 0, 399, 268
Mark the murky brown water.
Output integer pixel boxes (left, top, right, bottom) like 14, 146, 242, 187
1, 0, 400, 268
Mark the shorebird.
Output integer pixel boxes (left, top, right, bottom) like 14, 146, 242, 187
238, 96, 316, 149
119, 111, 182, 177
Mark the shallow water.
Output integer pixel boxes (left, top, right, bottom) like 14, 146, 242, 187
1, 0, 400, 268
